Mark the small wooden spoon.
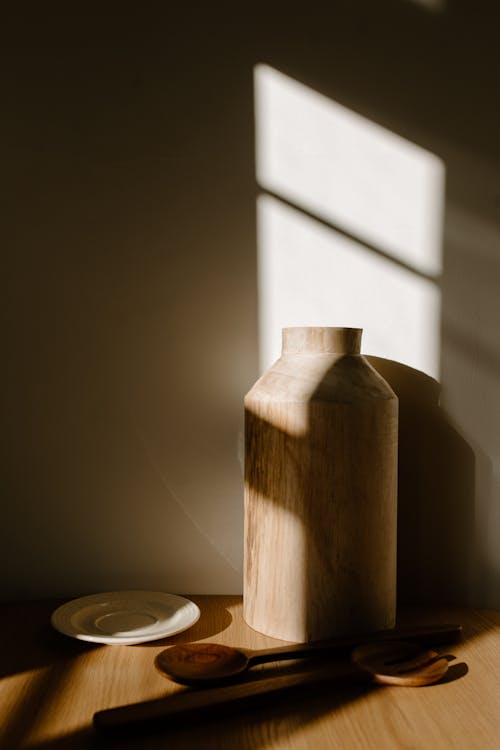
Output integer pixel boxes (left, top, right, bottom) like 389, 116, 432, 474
155, 623, 460, 685
351, 641, 449, 687
94, 641, 451, 735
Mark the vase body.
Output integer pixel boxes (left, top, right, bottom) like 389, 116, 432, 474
243, 327, 398, 642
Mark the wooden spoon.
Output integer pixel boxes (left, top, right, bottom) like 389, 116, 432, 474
155, 623, 461, 685
94, 640, 451, 735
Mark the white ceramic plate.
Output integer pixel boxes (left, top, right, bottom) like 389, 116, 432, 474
51, 590, 201, 645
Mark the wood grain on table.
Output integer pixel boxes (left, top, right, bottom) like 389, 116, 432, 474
0, 596, 498, 750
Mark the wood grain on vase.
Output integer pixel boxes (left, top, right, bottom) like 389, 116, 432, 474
244, 327, 398, 641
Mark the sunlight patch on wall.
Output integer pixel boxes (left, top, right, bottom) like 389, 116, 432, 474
258, 195, 441, 378
255, 65, 444, 278
255, 65, 444, 379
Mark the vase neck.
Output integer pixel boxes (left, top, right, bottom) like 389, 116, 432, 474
282, 327, 362, 355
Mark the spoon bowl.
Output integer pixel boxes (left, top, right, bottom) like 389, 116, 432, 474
156, 643, 250, 683
351, 641, 449, 686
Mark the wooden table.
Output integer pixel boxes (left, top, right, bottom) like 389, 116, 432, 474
1, 596, 498, 749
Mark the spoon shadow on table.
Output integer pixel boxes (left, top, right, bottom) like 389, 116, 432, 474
437, 657, 469, 683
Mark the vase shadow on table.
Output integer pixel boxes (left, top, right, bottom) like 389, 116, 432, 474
138, 597, 233, 647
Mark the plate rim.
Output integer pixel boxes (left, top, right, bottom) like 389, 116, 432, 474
50, 590, 201, 645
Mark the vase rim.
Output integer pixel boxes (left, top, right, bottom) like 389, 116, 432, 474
282, 327, 362, 355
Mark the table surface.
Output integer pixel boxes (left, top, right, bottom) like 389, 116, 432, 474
0, 596, 499, 750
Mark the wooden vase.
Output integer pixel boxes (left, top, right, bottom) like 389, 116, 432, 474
243, 327, 398, 642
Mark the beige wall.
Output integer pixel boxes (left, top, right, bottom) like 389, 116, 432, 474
2, 2, 499, 606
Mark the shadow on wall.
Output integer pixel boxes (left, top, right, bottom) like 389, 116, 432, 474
368, 357, 476, 604
440, 203, 500, 607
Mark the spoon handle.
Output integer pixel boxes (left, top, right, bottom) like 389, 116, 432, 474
246, 623, 462, 666
94, 661, 364, 735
